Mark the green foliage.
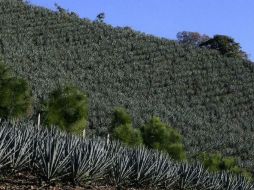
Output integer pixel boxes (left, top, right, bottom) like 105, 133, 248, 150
111, 107, 132, 130
112, 123, 143, 146
197, 152, 253, 181
0, 61, 33, 120
111, 107, 142, 146
1, 0, 254, 171
140, 117, 186, 161
197, 152, 223, 172
166, 143, 186, 161
43, 85, 88, 134
200, 34, 247, 59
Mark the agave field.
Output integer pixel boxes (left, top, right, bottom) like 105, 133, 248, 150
1, 0, 254, 175
0, 120, 252, 190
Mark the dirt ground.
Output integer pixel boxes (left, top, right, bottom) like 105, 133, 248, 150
0, 172, 140, 190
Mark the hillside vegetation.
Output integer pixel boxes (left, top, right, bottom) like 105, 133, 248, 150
0, 121, 252, 190
1, 0, 254, 170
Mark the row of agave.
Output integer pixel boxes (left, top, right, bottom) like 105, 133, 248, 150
0, 120, 253, 190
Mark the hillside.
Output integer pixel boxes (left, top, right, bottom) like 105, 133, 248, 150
1, 0, 254, 170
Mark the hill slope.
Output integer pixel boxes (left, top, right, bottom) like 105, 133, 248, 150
1, 0, 254, 169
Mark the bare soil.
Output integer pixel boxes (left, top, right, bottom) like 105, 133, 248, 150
0, 172, 140, 190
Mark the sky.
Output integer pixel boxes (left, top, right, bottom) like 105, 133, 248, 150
29, 0, 254, 60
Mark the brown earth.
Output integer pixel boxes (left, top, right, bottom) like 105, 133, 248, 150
0, 172, 141, 190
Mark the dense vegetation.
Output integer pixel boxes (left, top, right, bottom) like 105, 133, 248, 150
111, 108, 186, 161
140, 116, 186, 161
0, 61, 32, 120
196, 152, 253, 180
1, 0, 254, 174
111, 107, 143, 146
0, 120, 252, 190
42, 85, 88, 134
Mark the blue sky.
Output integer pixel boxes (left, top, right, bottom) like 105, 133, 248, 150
29, 0, 253, 60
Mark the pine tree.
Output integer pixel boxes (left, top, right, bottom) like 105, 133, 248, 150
42, 85, 88, 135
140, 117, 186, 161
111, 107, 142, 146
0, 61, 33, 120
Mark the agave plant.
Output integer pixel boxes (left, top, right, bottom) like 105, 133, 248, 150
219, 171, 254, 190
233, 175, 254, 190
201, 173, 223, 190
108, 148, 134, 187
130, 147, 157, 187
9, 127, 33, 172
0, 120, 253, 189
35, 134, 71, 182
176, 162, 210, 190
0, 126, 13, 170
68, 138, 113, 184
149, 151, 179, 189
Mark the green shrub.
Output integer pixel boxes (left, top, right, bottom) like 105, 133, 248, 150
197, 152, 222, 172
112, 123, 143, 146
110, 107, 142, 146
197, 152, 253, 181
42, 85, 88, 135
140, 117, 186, 161
111, 107, 132, 130
0, 61, 33, 120
166, 143, 186, 161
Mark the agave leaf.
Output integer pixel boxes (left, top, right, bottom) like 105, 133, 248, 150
9, 127, 33, 171
69, 138, 113, 184
35, 135, 71, 182
108, 148, 134, 187
0, 126, 13, 170
150, 151, 179, 188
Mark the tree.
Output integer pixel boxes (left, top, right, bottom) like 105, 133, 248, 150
140, 117, 186, 161
110, 107, 142, 146
111, 107, 132, 131
96, 12, 105, 23
0, 61, 33, 120
200, 35, 247, 59
177, 31, 210, 46
112, 123, 143, 146
42, 85, 88, 135
54, 3, 66, 14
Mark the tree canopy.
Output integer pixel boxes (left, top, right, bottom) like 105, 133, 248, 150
42, 85, 88, 134
200, 35, 248, 59
0, 60, 33, 120
111, 107, 142, 146
140, 117, 186, 161
177, 31, 210, 46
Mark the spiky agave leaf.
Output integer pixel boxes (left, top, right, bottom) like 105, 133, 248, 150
30, 123, 48, 168
9, 127, 33, 171
108, 148, 134, 187
35, 135, 71, 182
130, 147, 156, 187
0, 120, 253, 189
149, 151, 179, 188
164, 164, 181, 189
233, 175, 254, 190
219, 171, 254, 190
176, 162, 209, 190
103, 139, 124, 157
0, 126, 13, 170
200, 172, 223, 190
191, 163, 210, 187
68, 138, 113, 184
